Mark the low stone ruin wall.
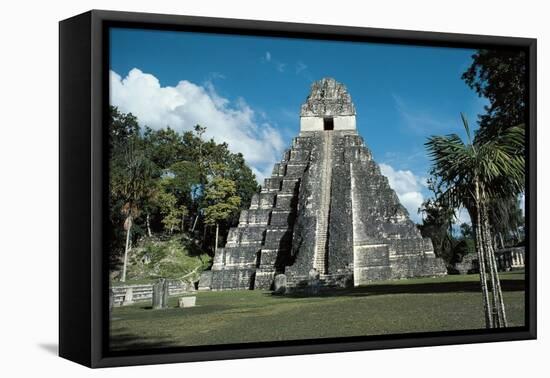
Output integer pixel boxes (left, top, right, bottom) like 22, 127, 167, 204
111, 281, 195, 306
452, 246, 525, 274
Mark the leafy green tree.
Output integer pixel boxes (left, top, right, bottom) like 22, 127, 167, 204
143, 127, 187, 170
488, 196, 524, 248
110, 106, 140, 148
152, 177, 190, 234
451, 238, 475, 265
418, 195, 455, 264
426, 114, 524, 328
462, 49, 526, 250
110, 136, 154, 282
225, 152, 259, 212
109, 107, 156, 274
462, 49, 527, 142
448, 223, 476, 266
187, 125, 258, 239
459, 223, 473, 239
204, 164, 241, 253
108, 107, 259, 277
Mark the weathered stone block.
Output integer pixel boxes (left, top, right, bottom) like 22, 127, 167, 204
198, 271, 212, 291
271, 163, 284, 176
289, 149, 310, 162
270, 210, 295, 226
122, 287, 134, 306
242, 209, 271, 225
285, 164, 307, 177
222, 246, 260, 268
264, 177, 283, 191
178, 296, 196, 308
281, 179, 300, 193
211, 268, 256, 290
255, 269, 276, 290
274, 193, 296, 210
273, 274, 287, 294
258, 192, 276, 208
152, 279, 169, 309
354, 244, 390, 267
249, 193, 260, 209
259, 249, 279, 266
263, 228, 292, 249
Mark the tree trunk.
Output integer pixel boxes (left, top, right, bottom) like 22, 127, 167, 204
480, 203, 500, 327
513, 228, 521, 244
215, 223, 219, 253
146, 213, 152, 237
473, 219, 492, 328
498, 232, 505, 249
481, 202, 508, 327
191, 215, 199, 232
488, 245, 507, 327
473, 180, 493, 328
121, 218, 132, 283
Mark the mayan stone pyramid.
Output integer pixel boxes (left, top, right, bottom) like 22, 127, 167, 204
202, 78, 446, 291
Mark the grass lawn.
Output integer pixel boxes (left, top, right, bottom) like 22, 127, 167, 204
110, 271, 525, 351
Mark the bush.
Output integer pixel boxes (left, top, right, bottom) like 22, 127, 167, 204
126, 234, 211, 283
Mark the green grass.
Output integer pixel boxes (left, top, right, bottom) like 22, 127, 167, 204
110, 271, 525, 351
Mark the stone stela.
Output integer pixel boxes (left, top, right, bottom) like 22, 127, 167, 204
201, 78, 446, 292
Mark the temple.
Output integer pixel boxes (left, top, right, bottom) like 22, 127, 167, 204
200, 78, 446, 291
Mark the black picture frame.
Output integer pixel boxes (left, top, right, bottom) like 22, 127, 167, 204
59, 9, 537, 368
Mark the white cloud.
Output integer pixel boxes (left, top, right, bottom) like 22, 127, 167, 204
296, 61, 307, 74
110, 68, 285, 183
379, 163, 425, 222
275, 62, 286, 72
261, 52, 287, 73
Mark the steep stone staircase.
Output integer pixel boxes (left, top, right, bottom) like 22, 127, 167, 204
313, 131, 333, 274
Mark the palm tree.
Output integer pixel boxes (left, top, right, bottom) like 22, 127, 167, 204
112, 139, 152, 282
425, 114, 524, 328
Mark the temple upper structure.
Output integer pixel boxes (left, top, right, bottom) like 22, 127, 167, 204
199, 78, 446, 292
300, 77, 356, 132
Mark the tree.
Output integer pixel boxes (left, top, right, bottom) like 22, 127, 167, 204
488, 196, 524, 248
418, 196, 455, 264
450, 223, 476, 266
111, 138, 154, 282
459, 223, 473, 239
462, 49, 527, 143
153, 177, 190, 234
107, 108, 258, 276
110, 106, 140, 148
462, 49, 527, 250
203, 164, 241, 253
425, 114, 525, 328
120, 203, 139, 282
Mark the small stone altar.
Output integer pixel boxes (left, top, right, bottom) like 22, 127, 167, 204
202, 78, 446, 291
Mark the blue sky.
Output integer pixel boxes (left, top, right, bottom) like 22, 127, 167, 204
109, 28, 487, 223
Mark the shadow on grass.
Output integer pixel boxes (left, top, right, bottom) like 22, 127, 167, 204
272, 279, 525, 299
110, 327, 179, 352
